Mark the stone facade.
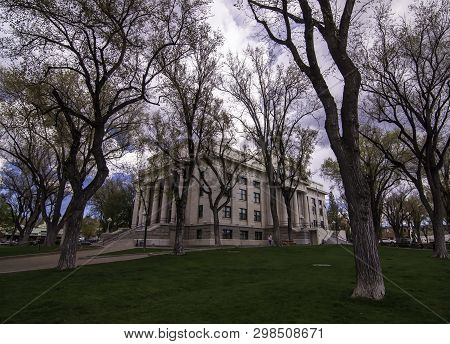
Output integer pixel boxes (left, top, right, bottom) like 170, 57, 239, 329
132, 162, 328, 246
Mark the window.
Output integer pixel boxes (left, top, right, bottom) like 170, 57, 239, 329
254, 192, 260, 203
319, 208, 323, 216
313, 220, 318, 227
196, 229, 202, 239
224, 206, 232, 218
239, 208, 247, 220
199, 187, 204, 197
222, 229, 233, 239
255, 231, 263, 240
253, 180, 261, 189
198, 205, 203, 218
240, 230, 249, 240
239, 176, 247, 185
239, 189, 247, 201
320, 221, 324, 228
254, 210, 261, 222
318, 200, 322, 206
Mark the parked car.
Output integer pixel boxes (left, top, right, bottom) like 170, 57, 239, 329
380, 239, 396, 246
78, 239, 92, 246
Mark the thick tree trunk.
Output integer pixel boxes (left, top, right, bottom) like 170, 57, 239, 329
338, 153, 385, 300
392, 227, 402, 244
428, 171, 448, 258
268, 182, 281, 246
212, 209, 221, 246
413, 223, 422, 246
173, 201, 185, 255
431, 214, 448, 258
283, 193, 293, 242
372, 207, 382, 241
58, 209, 83, 270
20, 228, 31, 244
44, 222, 59, 246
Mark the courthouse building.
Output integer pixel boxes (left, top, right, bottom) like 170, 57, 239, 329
131, 159, 329, 246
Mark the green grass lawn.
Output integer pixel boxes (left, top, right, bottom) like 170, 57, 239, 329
0, 245, 60, 257
0, 246, 449, 323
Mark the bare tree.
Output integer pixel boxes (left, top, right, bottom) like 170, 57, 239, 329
195, 102, 250, 246
384, 189, 409, 244
321, 126, 400, 240
150, 24, 222, 255
362, 0, 450, 258
275, 126, 318, 242
0, 83, 69, 246
405, 194, 428, 246
244, 0, 385, 299
223, 46, 314, 246
0, 160, 42, 243
0, 0, 207, 268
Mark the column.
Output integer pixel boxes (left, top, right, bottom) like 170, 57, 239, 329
138, 188, 147, 227
151, 182, 160, 224
303, 192, 310, 228
131, 193, 140, 228
160, 180, 168, 223
293, 191, 299, 227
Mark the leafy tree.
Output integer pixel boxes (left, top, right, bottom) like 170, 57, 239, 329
405, 194, 428, 245
81, 217, 100, 239
90, 176, 135, 232
0, 83, 69, 246
0, 196, 14, 234
0, 0, 209, 269
0, 160, 42, 242
384, 189, 409, 243
327, 191, 351, 241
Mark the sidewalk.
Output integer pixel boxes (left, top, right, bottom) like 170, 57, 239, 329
0, 244, 228, 274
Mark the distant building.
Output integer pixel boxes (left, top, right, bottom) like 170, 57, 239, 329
131, 158, 333, 246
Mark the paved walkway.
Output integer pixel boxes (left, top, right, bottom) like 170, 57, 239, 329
0, 243, 230, 274
0, 248, 154, 274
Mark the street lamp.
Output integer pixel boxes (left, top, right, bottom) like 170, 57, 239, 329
332, 220, 338, 245
107, 217, 113, 233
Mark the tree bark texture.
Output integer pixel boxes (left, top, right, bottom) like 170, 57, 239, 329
57, 209, 83, 270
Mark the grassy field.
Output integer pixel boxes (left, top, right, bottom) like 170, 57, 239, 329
0, 246, 449, 323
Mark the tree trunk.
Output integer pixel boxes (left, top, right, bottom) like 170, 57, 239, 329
268, 182, 281, 246
283, 193, 293, 242
428, 170, 448, 258
44, 222, 58, 246
20, 229, 31, 244
173, 201, 185, 255
431, 214, 448, 258
338, 154, 385, 300
143, 220, 148, 249
212, 209, 221, 246
392, 227, 402, 244
372, 207, 382, 242
58, 209, 83, 270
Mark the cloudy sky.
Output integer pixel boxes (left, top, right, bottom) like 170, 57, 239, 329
205, 0, 414, 193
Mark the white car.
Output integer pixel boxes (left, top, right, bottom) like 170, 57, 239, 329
380, 239, 396, 245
